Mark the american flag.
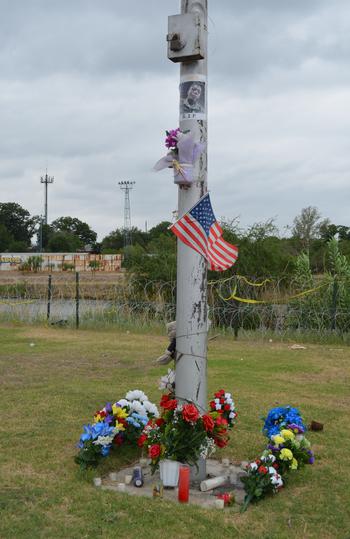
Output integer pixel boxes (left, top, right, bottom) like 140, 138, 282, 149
170, 193, 238, 271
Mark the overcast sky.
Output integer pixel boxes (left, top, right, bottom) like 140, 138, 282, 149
1, 0, 350, 240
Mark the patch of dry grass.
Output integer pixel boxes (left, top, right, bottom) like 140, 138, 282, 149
0, 323, 349, 538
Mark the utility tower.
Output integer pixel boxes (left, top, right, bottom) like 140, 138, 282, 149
118, 180, 135, 249
40, 172, 54, 225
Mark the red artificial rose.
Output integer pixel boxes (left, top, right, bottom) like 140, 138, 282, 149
214, 392, 221, 398
210, 401, 216, 409
216, 416, 228, 427
137, 433, 147, 447
155, 418, 165, 427
162, 398, 178, 411
258, 466, 268, 474
182, 404, 200, 423
224, 404, 231, 411
113, 433, 124, 446
220, 398, 225, 405
148, 444, 161, 459
220, 389, 225, 395
273, 463, 279, 469
160, 394, 170, 407
214, 436, 228, 448
255, 459, 261, 465
202, 414, 215, 432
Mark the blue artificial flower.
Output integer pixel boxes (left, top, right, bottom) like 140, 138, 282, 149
262, 406, 306, 438
101, 445, 111, 457
77, 424, 95, 448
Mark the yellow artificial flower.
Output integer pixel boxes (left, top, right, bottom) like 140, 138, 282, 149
281, 429, 295, 440
291, 458, 298, 470
280, 448, 293, 461
112, 404, 129, 418
115, 421, 126, 431
272, 435, 285, 446
93, 414, 102, 423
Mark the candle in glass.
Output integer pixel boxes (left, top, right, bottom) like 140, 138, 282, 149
178, 465, 190, 503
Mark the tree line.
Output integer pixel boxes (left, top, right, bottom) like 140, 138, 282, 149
1, 202, 350, 279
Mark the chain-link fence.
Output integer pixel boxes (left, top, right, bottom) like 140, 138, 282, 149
0, 272, 349, 341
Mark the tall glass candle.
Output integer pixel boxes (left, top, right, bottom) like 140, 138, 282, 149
178, 465, 190, 503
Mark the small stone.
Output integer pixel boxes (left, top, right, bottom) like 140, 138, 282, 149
240, 461, 248, 470
109, 472, 118, 481
93, 477, 102, 487
214, 499, 225, 509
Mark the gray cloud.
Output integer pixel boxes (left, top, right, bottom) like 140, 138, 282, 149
1, 0, 350, 240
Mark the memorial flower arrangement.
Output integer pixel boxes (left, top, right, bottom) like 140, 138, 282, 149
241, 454, 283, 512
262, 406, 306, 438
209, 389, 238, 428
75, 390, 159, 469
241, 406, 314, 512
138, 388, 237, 473
153, 127, 205, 186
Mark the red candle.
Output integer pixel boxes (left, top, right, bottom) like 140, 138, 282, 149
178, 465, 190, 503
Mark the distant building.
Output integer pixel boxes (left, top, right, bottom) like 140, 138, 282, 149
0, 253, 122, 272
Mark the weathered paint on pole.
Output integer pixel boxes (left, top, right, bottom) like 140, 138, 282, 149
175, 0, 208, 480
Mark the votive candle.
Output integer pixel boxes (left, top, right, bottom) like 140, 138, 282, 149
178, 465, 190, 503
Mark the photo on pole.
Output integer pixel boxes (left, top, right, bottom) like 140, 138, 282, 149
180, 80, 206, 120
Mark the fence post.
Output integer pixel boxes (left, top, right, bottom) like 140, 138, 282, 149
47, 274, 52, 322
76, 271, 80, 329
331, 278, 338, 331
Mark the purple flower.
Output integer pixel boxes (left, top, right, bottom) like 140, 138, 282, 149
309, 456, 315, 464
288, 423, 305, 434
105, 402, 112, 413
165, 128, 180, 149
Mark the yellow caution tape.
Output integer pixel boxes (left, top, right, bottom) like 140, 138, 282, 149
218, 282, 328, 304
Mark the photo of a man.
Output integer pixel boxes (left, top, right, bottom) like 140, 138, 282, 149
180, 80, 206, 120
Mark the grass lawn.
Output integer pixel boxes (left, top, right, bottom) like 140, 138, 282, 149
0, 323, 349, 539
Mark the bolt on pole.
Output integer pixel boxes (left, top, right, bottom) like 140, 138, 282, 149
169, 0, 208, 481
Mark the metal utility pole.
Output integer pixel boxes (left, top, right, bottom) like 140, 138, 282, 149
118, 180, 135, 249
168, 1, 208, 481
40, 172, 54, 225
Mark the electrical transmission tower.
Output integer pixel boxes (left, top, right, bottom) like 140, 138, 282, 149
118, 180, 135, 249
40, 171, 54, 225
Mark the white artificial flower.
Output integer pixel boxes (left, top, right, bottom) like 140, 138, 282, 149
94, 434, 115, 447
270, 473, 283, 488
226, 398, 233, 404
269, 454, 276, 463
229, 412, 236, 418
268, 466, 276, 475
130, 400, 147, 416
143, 401, 159, 418
214, 398, 220, 404
249, 462, 258, 471
158, 369, 175, 391
125, 389, 148, 402
215, 403, 222, 411
225, 393, 232, 399
116, 399, 129, 408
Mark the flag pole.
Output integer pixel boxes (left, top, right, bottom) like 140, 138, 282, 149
173, 0, 208, 483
